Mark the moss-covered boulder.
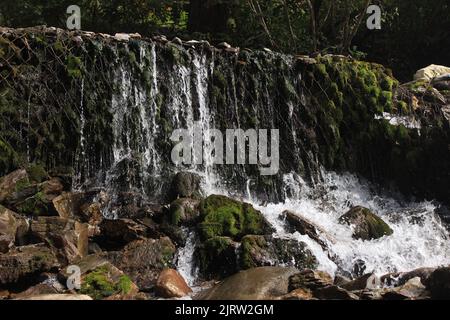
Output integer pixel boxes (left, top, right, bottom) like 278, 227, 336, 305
196, 236, 239, 280
338, 206, 393, 240
240, 235, 317, 270
198, 195, 274, 241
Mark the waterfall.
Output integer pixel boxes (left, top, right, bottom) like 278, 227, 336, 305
68, 39, 449, 281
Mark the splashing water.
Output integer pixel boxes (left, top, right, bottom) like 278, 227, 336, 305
252, 171, 450, 277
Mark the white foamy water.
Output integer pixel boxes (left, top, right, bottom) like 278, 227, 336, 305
253, 171, 450, 277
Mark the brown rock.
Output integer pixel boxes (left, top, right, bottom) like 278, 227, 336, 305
0, 205, 29, 253
31, 216, 88, 262
0, 244, 60, 285
105, 237, 176, 291
382, 277, 429, 300
40, 178, 64, 202
289, 269, 333, 291
155, 269, 192, 298
52, 192, 85, 219
96, 218, 147, 250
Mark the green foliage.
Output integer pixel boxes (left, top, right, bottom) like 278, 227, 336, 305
26, 163, 48, 183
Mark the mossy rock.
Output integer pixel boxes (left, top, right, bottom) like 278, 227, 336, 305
26, 164, 48, 183
198, 195, 274, 241
196, 236, 238, 280
338, 206, 393, 240
80, 264, 136, 300
240, 235, 318, 270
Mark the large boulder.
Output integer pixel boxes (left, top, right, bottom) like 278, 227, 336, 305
169, 172, 202, 201
30, 216, 88, 263
155, 269, 192, 298
240, 235, 317, 270
0, 205, 29, 253
0, 244, 60, 285
281, 210, 329, 249
198, 195, 274, 241
338, 206, 393, 240
105, 237, 176, 291
196, 267, 299, 300
52, 192, 86, 219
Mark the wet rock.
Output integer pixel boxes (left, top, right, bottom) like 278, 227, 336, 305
105, 237, 176, 291
314, 285, 359, 300
168, 198, 200, 226
0, 244, 60, 285
382, 277, 429, 300
381, 267, 435, 287
199, 195, 274, 241
30, 216, 88, 262
423, 87, 446, 104
79, 202, 103, 226
0, 205, 29, 253
427, 267, 450, 299
16, 294, 93, 300
155, 269, 192, 298
196, 236, 239, 280
341, 273, 379, 291
281, 210, 328, 249
295, 55, 317, 65
196, 267, 298, 300
338, 206, 393, 240
79, 262, 139, 300
169, 172, 202, 201
240, 235, 317, 270
289, 269, 333, 292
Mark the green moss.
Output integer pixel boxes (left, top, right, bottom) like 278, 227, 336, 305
80, 266, 134, 300
66, 55, 83, 78
117, 275, 133, 295
240, 235, 267, 269
26, 163, 48, 183
80, 266, 116, 300
197, 236, 237, 279
199, 195, 272, 241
